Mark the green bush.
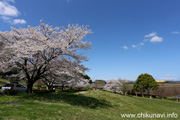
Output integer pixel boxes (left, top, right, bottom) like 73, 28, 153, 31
156, 96, 162, 99
3, 89, 19, 95
81, 88, 90, 91
128, 89, 136, 95
156, 96, 167, 99
166, 97, 177, 101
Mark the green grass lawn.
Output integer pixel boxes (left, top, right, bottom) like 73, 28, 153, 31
0, 90, 180, 120
0, 78, 9, 87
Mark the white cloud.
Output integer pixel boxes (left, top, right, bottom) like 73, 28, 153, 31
171, 31, 179, 34
132, 44, 137, 48
160, 77, 178, 80
132, 42, 144, 49
159, 74, 178, 80
131, 32, 163, 50
0, 0, 26, 25
150, 36, 163, 42
144, 32, 157, 38
143, 39, 148, 42
139, 42, 144, 46
122, 46, 128, 50
13, 19, 26, 24
3, 0, 15, 3
1, 16, 11, 20
0, 1, 19, 17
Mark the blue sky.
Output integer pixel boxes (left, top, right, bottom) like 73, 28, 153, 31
0, 0, 180, 81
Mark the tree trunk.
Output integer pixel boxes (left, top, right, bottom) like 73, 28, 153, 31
142, 92, 144, 97
176, 98, 179, 102
148, 89, 152, 99
61, 84, 64, 91
48, 86, 53, 91
27, 79, 37, 94
147, 89, 151, 96
141, 87, 144, 97
114, 87, 117, 93
27, 82, 33, 93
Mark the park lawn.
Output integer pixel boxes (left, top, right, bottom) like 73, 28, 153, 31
0, 78, 9, 87
0, 90, 180, 120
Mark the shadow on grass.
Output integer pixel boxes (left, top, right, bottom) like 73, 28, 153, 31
20, 92, 112, 109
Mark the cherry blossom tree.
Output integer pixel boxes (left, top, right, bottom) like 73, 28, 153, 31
70, 79, 90, 90
103, 80, 122, 93
42, 60, 89, 91
0, 20, 92, 93
42, 73, 90, 91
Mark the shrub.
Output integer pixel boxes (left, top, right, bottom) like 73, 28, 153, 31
155, 96, 162, 99
156, 96, 167, 99
128, 89, 136, 95
81, 87, 90, 91
3, 89, 19, 95
166, 97, 177, 101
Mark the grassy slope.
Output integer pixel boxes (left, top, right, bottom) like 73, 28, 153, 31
0, 90, 180, 120
0, 78, 9, 87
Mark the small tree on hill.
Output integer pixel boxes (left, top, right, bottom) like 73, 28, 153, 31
134, 73, 159, 97
94, 80, 106, 90
121, 83, 130, 96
